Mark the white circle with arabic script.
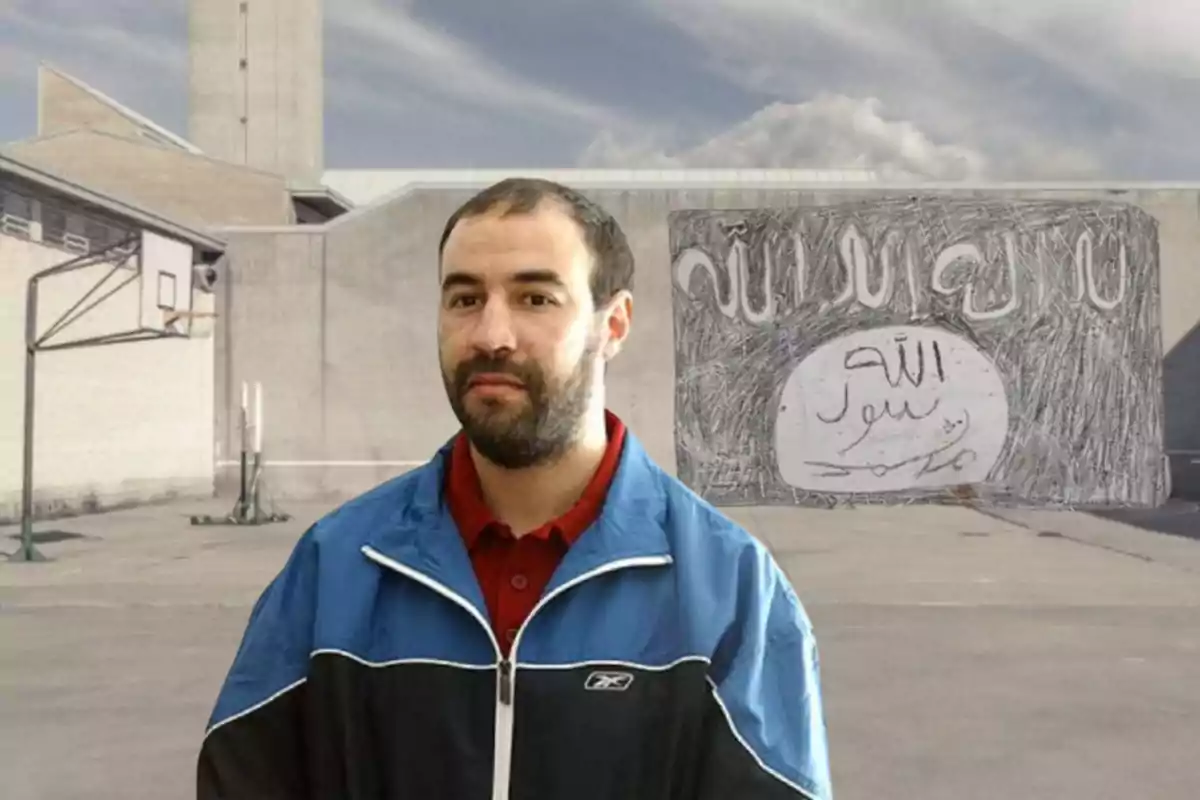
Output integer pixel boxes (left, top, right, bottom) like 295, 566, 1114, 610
775, 325, 1010, 493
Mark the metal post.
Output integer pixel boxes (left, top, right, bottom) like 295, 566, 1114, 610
236, 382, 248, 521
251, 381, 263, 521
237, 446, 248, 522
250, 450, 263, 522
188, 377, 289, 528
12, 278, 47, 562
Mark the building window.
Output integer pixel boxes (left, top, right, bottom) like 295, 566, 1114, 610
83, 219, 133, 260
35, 201, 134, 261
60, 212, 91, 254
41, 205, 68, 248
84, 220, 113, 249
0, 185, 33, 239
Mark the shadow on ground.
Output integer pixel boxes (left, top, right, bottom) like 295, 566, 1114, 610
5, 530, 90, 545
1090, 500, 1200, 541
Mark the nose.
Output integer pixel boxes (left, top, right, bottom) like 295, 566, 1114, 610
468, 295, 517, 356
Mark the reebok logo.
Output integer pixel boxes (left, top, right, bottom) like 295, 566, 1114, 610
584, 671, 635, 691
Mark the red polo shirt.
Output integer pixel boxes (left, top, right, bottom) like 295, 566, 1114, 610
446, 412, 627, 656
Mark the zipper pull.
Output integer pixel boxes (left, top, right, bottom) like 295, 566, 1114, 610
499, 659, 513, 705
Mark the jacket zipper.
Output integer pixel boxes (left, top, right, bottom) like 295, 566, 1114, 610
492, 555, 673, 799
498, 659, 513, 704
493, 659, 515, 800
363, 546, 671, 800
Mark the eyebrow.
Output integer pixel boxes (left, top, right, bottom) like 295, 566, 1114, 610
440, 269, 567, 291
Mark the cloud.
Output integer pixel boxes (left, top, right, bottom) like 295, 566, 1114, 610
579, 95, 989, 179
328, 0, 637, 134
954, 0, 1200, 77
629, 0, 1193, 179
0, 0, 187, 141
0, 0, 644, 161
653, 0, 1200, 86
1, 0, 1194, 176
0, 1, 185, 75
0, 47, 24, 86
580, 93, 1104, 181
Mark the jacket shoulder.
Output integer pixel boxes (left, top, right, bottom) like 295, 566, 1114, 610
307, 461, 437, 550
653, 469, 815, 635
656, 468, 775, 562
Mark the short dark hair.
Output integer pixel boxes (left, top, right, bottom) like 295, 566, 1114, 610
438, 177, 634, 306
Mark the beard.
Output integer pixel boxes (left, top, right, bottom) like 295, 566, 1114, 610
442, 337, 600, 470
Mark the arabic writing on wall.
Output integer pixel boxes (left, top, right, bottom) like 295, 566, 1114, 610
669, 197, 1166, 507
673, 212, 1130, 325
775, 326, 1009, 492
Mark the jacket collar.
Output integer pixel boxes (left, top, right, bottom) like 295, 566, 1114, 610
364, 430, 672, 611
449, 410, 628, 551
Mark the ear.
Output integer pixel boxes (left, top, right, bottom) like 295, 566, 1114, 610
600, 290, 633, 360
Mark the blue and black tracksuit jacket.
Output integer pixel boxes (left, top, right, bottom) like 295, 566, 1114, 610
197, 432, 833, 799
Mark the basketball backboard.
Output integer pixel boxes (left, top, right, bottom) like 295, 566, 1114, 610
138, 229, 194, 334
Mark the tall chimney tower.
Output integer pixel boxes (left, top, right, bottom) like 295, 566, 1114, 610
187, 0, 324, 185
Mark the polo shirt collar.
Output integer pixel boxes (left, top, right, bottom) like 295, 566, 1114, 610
447, 410, 628, 549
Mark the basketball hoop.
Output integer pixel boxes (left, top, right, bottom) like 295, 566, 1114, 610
162, 309, 219, 338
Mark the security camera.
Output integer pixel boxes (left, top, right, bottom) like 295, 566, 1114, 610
193, 263, 219, 292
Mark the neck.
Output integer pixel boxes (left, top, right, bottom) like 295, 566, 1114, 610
471, 409, 609, 535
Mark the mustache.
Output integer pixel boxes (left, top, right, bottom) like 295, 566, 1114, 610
454, 355, 537, 389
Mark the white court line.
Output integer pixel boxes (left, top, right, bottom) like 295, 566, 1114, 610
215, 460, 426, 468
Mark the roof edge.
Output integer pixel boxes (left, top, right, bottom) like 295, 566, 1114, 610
0, 148, 225, 253
38, 62, 204, 155
11, 125, 288, 181
318, 176, 1191, 233
289, 184, 356, 211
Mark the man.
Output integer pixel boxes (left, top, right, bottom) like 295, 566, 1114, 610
197, 178, 832, 800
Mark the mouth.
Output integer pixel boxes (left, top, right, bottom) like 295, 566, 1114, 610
466, 373, 525, 391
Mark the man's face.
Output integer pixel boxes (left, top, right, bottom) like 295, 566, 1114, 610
437, 200, 631, 469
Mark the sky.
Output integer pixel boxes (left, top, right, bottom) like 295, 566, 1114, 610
1, 0, 1199, 180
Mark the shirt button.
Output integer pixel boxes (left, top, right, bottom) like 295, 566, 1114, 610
505, 628, 518, 644
510, 574, 529, 590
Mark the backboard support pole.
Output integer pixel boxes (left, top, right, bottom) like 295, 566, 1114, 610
10, 236, 217, 564
12, 280, 47, 563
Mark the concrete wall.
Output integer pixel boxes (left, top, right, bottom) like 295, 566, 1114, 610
213, 229, 327, 498
215, 185, 1200, 506
7, 129, 295, 228
189, 0, 324, 185
0, 184, 215, 523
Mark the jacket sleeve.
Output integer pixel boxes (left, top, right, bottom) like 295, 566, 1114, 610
697, 544, 833, 800
196, 528, 319, 799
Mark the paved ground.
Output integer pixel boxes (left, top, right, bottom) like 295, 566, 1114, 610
2, 498, 1199, 800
